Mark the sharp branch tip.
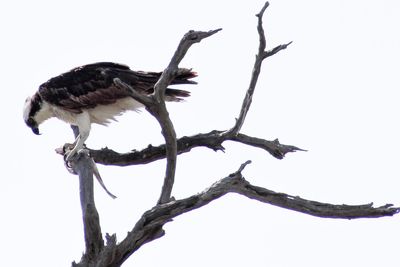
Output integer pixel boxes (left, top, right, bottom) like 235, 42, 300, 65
256, 2, 270, 18
238, 160, 252, 173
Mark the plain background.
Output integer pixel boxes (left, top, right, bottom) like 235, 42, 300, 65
1, 0, 400, 266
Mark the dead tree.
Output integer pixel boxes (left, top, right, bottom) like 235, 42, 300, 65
61, 2, 399, 266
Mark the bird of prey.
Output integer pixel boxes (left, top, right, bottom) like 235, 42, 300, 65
23, 62, 196, 160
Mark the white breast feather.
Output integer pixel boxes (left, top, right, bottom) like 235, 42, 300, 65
50, 97, 143, 126
88, 97, 144, 125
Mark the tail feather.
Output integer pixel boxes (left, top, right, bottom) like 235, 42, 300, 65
165, 68, 196, 101
148, 68, 196, 101
130, 68, 197, 85
171, 68, 198, 85
119, 67, 197, 101
165, 88, 191, 101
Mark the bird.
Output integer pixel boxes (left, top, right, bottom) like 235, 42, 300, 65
23, 62, 197, 160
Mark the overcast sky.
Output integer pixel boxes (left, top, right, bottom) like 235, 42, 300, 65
2, 0, 400, 266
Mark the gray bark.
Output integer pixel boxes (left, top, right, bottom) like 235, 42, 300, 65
54, 2, 400, 266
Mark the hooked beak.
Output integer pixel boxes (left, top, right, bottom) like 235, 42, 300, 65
32, 127, 40, 135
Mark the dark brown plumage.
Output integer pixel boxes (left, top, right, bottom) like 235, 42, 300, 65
23, 62, 197, 157
38, 62, 197, 113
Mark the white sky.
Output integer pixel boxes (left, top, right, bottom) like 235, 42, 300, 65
1, 0, 400, 266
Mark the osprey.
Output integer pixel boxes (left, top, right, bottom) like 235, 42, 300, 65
23, 62, 196, 160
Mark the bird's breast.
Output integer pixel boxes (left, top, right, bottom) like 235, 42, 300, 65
51, 97, 144, 126
87, 97, 144, 125
51, 105, 81, 125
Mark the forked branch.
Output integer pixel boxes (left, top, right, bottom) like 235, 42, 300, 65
85, 161, 400, 266
67, 2, 399, 267
90, 3, 299, 167
114, 29, 221, 205
227, 1, 291, 136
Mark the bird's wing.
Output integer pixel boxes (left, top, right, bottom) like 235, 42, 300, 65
38, 62, 139, 113
38, 62, 197, 113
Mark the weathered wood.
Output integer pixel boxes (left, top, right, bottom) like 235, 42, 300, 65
63, 2, 399, 266
68, 126, 104, 267
89, 130, 304, 166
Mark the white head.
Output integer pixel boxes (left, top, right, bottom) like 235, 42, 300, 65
23, 93, 45, 135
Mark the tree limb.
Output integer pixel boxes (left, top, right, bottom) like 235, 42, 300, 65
89, 130, 304, 166
143, 162, 400, 220
81, 161, 400, 266
87, 4, 297, 170
114, 30, 221, 205
227, 2, 291, 136
67, 126, 104, 265
148, 102, 178, 205
64, 2, 400, 266
151, 29, 221, 204
153, 29, 222, 102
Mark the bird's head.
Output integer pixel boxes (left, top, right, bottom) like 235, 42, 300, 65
23, 94, 43, 135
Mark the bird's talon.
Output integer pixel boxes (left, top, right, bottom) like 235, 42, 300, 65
65, 149, 77, 162
65, 159, 73, 169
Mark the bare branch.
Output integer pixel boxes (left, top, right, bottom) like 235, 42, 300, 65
232, 133, 305, 159
149, 102, 178, 205
230, 179, 400, 219
60, 126, 105, 266
128, 163, 400, 222
113, 76, 180, 204
256, 1, 269, 54
153, 29, 222, 102
88, 130, 304, 166
227, 2, 291, 136
114, 73, 178, 206
68, 149, 104, 264
80, 162, 399, 266
67, 7, 301, 264
263, 41, 293, 59
91, 158, 117, 199
113, 29, 221, 205
65, 3, 399, 267
148, 29, 221, 205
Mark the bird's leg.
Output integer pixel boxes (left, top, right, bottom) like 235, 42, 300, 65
66, 135, 82, 160
66, 113, 91, 161
66, 130, 89, 161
